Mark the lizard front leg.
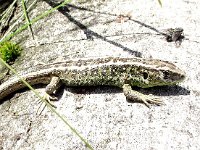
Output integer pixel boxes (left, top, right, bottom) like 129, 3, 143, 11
43, 76, 62, 103
122, 84, 163, 107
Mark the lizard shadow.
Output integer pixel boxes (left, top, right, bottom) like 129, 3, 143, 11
133, 85, 190, 96
61, 85, 190, 104
126, 85, 190, 105
0, 84, 190, 105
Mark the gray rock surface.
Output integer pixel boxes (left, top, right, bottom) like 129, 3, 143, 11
0, 0, 200, 149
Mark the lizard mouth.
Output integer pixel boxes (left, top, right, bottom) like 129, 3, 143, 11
161, 67, 186, 85
174, 70, 186, 83
167, 73, 186, 85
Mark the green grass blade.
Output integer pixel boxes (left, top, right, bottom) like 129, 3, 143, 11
157, 0, 162, 7
21, 0, 34, 39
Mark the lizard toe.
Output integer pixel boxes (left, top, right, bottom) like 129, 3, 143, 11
43, 93, 57, 108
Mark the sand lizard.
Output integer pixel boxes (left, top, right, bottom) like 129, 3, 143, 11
0, 57, 186, 107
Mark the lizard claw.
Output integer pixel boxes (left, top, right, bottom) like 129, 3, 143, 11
43, 93, 58, 108
142, 96, 164, 108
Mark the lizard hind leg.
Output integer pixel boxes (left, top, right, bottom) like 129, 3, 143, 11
122, 84, 164, 108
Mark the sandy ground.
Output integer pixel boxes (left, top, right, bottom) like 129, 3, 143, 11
0, 0, 200, 149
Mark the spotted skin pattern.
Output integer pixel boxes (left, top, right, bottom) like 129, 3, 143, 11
0, 57, 185, 107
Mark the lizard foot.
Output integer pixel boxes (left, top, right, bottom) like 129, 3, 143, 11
123, 84, 164, 108
140, 95, 164, 108
43, 93, 58, 108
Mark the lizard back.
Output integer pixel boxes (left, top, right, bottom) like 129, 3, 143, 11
0, 57, 185, 100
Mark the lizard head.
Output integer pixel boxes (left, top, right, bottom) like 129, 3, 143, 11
128, 59, 186, 88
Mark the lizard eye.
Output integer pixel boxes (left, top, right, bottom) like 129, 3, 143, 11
142, 72, 148, 79
163, 71, 170, 80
